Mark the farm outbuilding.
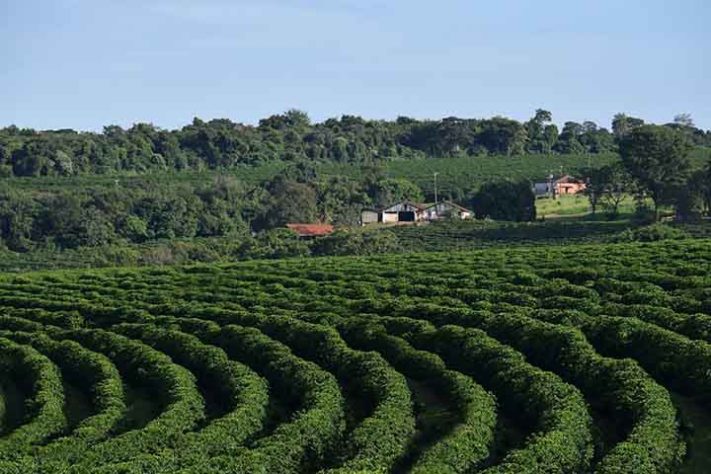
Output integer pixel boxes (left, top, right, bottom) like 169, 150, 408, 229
423, 201, 472, 220
361, 209, 381, 225
286, 223, 334, 238
362, 201, 472, 225
533, 181, 554, 196
381, 202, 426, 223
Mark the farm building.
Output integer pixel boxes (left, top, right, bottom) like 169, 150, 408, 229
286, 223, 334, 238
422, 201, 472, 220
361, 208, 380, 225
381, 202, 426, 223
361, 201, 472, 225
533, 175, 587, 198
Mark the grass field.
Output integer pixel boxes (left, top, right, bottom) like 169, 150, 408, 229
534, 194, 653, 219
536, 194, 592, 217
0, 239, 708, 472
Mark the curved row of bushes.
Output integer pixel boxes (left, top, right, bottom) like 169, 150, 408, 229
579, 316, 711, 400
55, 328, 205, 469
375, 320, 595, 474
204, 323, 346, 473
600, 302, 711, 343
0, 329, 126, 467
112, 323, 269, 462
366, 302, 689, 473
445, 310, 684, 473
336, 318, 497, 473
0, 239, 707, 472
0, 336, 66, 461
109, 316, 345, 473
149, 313, 415, 473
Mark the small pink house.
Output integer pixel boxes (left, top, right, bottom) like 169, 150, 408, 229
534, 175, 587, 197
555, 175, 587, 195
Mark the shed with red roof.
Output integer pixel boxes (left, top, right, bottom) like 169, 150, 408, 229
286, 223, 335, 238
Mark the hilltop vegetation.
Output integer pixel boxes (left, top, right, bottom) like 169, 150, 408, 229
1, 109, 710, 268
2, 110, 710, 178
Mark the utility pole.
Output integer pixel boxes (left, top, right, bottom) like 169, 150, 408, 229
433, 172, 439, 205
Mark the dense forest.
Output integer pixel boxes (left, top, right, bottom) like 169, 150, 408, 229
2, 110, 710, 177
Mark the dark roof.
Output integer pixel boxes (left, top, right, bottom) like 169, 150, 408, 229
286, 223, 334, 237
382, 201, 427, 212
423, 201, 471, 212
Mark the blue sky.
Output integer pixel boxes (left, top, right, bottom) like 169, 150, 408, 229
2, 0, 710, 131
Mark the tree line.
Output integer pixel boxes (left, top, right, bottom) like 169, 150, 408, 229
0, 162, 431, 252
585, 124, 711, 220
2, 110, 709, 178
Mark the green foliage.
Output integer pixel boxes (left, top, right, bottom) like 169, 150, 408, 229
338, 319, 497, 473
470, 180, 536, 221
260, 178, 319, 228
0, 236, 709, 472
110, 324, 269, 460
0, 111, 628, 180
368, 177, 424, 208
613, 223, 690, 242
620, 125, 693, 216
311, 229, 401, 256
584, 163, 633, 217
0, 337, 66, 459
676, 164, 711, 221
238, 228, 311, 259
410, 324, 593, 473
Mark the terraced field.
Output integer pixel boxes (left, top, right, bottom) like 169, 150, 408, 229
0, 239, 709, 472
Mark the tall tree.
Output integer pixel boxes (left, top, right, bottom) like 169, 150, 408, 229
619, 125, 692, 219
368, 178, 424, 208
555, 122, 585, 154
676, 168, 708, 221
612, 113, 644, 140
469, 180, 536, 221
477, 117, 527, 156
584, 167, 606, 216
600, 164, 632, 218
524, 109, 555, 154
673, 113, 694, 128
261, 179, 319, 228
0, 191, 35, 251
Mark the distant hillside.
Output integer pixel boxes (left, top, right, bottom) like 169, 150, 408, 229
7, 148, 711, 202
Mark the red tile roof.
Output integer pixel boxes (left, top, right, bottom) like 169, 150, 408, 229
286, 223, 334, 237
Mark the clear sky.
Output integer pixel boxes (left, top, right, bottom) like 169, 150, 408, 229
2, 0, 710, 131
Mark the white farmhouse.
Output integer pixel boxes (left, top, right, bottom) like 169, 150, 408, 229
361, 201, 472, 225
423, 201, 472, 220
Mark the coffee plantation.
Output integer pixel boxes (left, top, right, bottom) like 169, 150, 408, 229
0, 238, 709, 473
